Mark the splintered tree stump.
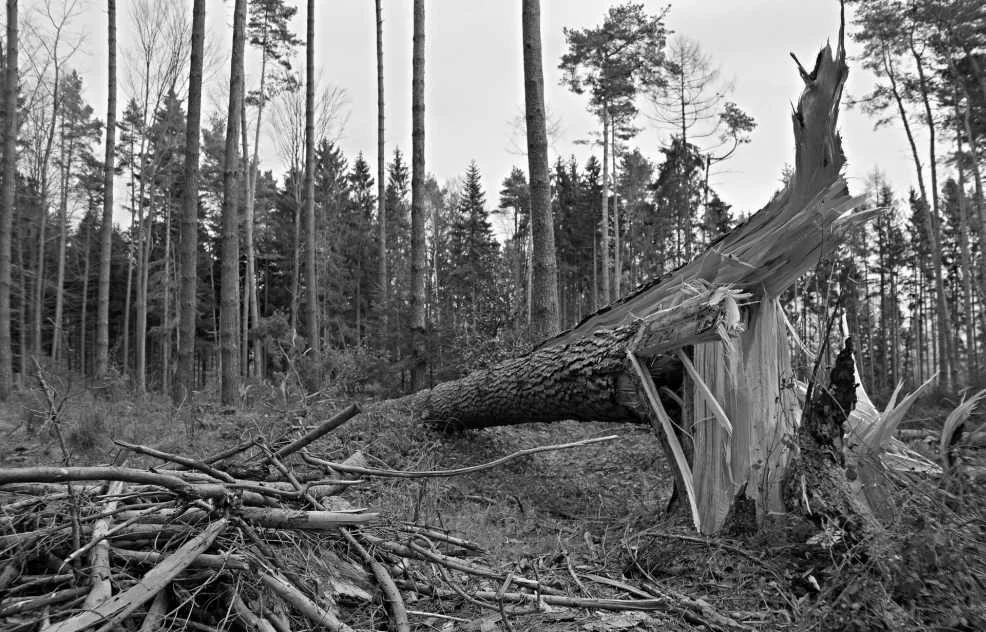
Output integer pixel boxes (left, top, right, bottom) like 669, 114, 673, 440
782, 338, 878, 541
413, 11, 885, 536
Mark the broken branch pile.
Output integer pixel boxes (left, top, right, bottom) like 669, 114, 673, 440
2, 404, 755, 631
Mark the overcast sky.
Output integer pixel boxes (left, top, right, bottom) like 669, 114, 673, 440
61, 0, 920, 228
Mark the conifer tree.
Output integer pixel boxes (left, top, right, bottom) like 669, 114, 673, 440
95, 0, 116, 380
0, 0, 16, 399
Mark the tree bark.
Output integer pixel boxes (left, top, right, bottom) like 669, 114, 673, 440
522, 0, 560, 341
51, 111, 73, 363
220, 0, 246, 405
303, 0, 318, 365
910, 37, 954, 391
375, 0, 387, 336
421, 322, 677, 429
409, 0, 427, 390
599, 109, 610, 306
0, 0, 16, 399
34, 63, 61, 360
177, 0, 205, 403
95, 0, 116, 380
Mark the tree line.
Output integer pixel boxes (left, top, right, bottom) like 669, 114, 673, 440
0, 0, 982, 405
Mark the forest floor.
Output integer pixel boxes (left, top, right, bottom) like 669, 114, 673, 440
1, 379, 985, 631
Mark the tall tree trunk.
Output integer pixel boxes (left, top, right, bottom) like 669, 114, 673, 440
303, 0, 318, 367
177, 0, 204, 403
220, 0, 246, 405
79, 222, 90, 375
599, 109, 610, 306
522, 0, 559, 341
0, 0, 15, 399
375, 0, 387, 336
51, 117, 72, 364
135, 193, 149, 392
95, 0, 116, 380
409, 0, 427, 390
122, 144, 136, 379
245, 32, 269, 380
34, 66, 61, 360
240, 89, 251, 376
911, 43, 954, 390
162, 199, 173, 395
612, 122, 621, 298
954, 130, 977, 379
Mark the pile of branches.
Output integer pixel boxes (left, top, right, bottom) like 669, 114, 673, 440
1, 403, 756, 632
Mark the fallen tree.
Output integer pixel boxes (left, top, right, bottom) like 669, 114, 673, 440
418, 14, 931, 536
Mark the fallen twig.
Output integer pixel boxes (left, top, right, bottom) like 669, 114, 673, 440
45, 519, 228, 632
114, 440, 237, 483
264, 404, 361, 463
259, 571, 353, 632
303, 435, 619, 478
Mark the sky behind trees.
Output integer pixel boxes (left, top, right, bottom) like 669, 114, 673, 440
57, 0, 915, 229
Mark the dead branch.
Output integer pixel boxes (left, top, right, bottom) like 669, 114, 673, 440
303, 435, 618, 479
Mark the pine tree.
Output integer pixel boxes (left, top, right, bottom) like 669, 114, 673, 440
522, 0, 559, 340
177, 0, 205, 401
220, 0, 246, 404
95, 0, 116, 381
410, 0, 427, 390
0, 0, 15, 398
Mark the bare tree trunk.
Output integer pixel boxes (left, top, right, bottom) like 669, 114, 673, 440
177, 0, 204, 403
0, 0, 15, 399
95, 0, 116, 380
79, 222, 90, 375
954, 130, 977, 379
522, 0, 559, 341
612, 122, 621, 298
243, 23, 270, 381
137, 194, 152, 392
161, 199, 173, 395
240, 91, 251, 376
220, 0, 245, 405
409, 0, 427, 390
303, 0, 318, 367
911, 39, 954, 391
122, 145, 136, 379
599, 109, 610, 306
34, 66, 61, 360
375, 0, 387, 336
51, 115, 73, 364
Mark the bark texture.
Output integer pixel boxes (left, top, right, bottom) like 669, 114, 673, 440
221, 0, 246, 405
522, 0, 560, 340
421, 322, 655, 429
95, 0, 116, 380
0, 0, 16, 399
375, 0, 387, 332
303, 0, 318, 361
409, 0, 427, 390
177, 0, 205, 401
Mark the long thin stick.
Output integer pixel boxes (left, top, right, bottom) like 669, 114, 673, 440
340, 528, 410, 632
265, 403, 360, 463
303, 435, 618, 479
114, 440, 236, 482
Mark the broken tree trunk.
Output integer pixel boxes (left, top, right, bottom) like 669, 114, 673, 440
420, 15, 875, 535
